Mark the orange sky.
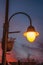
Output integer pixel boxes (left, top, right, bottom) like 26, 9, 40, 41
0, 43, 17, 63
6, 53, 17, 62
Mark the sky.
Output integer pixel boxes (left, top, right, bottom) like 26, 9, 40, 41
0, 0, 43, 62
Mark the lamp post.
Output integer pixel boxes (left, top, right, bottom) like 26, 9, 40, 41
2, 0, 39, 65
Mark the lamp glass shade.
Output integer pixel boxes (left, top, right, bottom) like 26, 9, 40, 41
23, 31, 39, 43
26, 32, 36, 42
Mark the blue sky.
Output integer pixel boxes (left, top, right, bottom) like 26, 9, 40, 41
0, 0, 43, 62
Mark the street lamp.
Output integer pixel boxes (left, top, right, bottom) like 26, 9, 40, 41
23, 23, 39, 42
8, 12, 39, 43
2, 0, 39, 65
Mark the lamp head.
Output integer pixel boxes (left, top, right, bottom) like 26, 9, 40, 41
23, 25, 39, 43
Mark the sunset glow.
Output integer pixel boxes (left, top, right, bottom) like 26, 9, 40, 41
0, 0, 43, 64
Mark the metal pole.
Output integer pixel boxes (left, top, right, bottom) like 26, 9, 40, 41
2, 0, 9, 65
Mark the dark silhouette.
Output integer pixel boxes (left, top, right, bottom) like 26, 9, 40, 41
18, 60, 21, 65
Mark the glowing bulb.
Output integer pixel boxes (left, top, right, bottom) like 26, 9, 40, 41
23, 31, 39, 43
26, 32, 36, 42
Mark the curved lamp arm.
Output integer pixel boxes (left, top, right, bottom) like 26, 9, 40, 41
8, 12, 32, 26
